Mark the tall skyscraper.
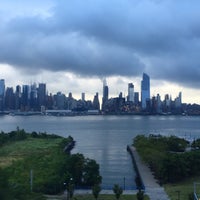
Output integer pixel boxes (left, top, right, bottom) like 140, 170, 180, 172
0, 79, 5, 96
128, 83, 134, 102
102, 79, 109, 111
81, 93, 85, 101
175, 92, 182, 108
21, 85, 30, 111
30, 83, 37, 110
5, 87, 15, 110
156, 93, 162, 113
93, 92, 100, 110
38, 83, 46, 107
134, 92, 139, 105
141, 73, 150, 109
15, 85, 21, 110
0, 79, 5, 111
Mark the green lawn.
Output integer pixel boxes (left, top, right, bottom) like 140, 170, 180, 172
164, 176, 200, 200
0, 137, 63, 168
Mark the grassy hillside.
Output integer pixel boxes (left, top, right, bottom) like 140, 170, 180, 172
0, 137, 63, 168
0, 130, 101, 200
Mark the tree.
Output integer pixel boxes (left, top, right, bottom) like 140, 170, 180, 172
66, 183, 74, 200
92, 184, 101, 200
82, 159, 102, 186
137, 189, 144, 200
113, 184, 123, 200
67, 154, 84, 185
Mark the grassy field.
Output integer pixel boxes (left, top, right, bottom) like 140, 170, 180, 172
0, 137, 63, 168
164, 176, 200, 200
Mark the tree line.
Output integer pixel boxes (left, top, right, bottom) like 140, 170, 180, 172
133, 135, 200, 184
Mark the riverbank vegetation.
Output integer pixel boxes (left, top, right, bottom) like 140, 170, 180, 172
133, 134, 200, 199
0, 129, 101, 199
134, 135, 196, 183
46, 194, 150, 200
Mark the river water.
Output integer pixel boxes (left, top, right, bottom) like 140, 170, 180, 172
0, 115, 200, 189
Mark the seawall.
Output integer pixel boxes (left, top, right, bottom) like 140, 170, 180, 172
127, 145, 170, 200
127, 145, 145, 190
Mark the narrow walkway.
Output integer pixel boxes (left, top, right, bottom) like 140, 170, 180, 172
128, 146, 170, 200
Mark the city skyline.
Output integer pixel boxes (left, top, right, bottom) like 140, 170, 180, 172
0, 74, 184, 104
0, 72, 186, 115
0, 73, 183, 106
1, 1, 200, 104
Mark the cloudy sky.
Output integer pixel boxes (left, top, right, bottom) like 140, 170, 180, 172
0, 0, 200, 103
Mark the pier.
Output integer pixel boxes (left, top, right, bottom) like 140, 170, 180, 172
127, 145, 170, 200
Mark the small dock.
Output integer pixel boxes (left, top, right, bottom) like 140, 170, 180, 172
127, 145, 170, 200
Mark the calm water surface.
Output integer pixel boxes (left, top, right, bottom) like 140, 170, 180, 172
0, 115, 200, 189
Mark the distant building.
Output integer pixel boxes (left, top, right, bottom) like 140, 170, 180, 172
66, 93, 77, 110
15, 85, 21, 110
102, 79, 109, 111
175, 92, 182, 108
68, 92, 73, 99
119, 92, 123, 99
134, 92, 139, 105
81, 93, 85, 101
21, 85, 30, 111
30, 83, 37, 110
156, 94, 162, 113
38, 83, 46, 107
162, 94, 171, 113
127, 83, 134, 102
5, 87, 15, 110
93, 92, 100, 110
141, 73, 150, 109
55, 92, 65, 109
0, 79, 5, 96
0, 79, 5, 111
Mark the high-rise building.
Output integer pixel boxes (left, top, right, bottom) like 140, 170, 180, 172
179, 92, 182, 105
15, 85, 21, 110
0, 79, 5, 96
21, 85, 30, 111
134, 92, 139, 105
127, 83, 134, 102
175, 92, 182, 108
156, 93, 162, 113
141, 73, 150, 109
0, 79, 5, 111
81, 93, 85, 101
102, 79, 109, 111
5, 87, 15, 110
93, 92, 100, 110
30, 83, 38, 110
55, 92, 65, 109
38, 83, 46, 107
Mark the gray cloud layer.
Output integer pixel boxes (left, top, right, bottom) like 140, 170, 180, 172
0, 0, 200, 88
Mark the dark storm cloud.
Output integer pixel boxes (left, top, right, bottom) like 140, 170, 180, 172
1, 0, 200, 87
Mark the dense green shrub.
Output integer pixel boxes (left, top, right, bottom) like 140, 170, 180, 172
134, 135, 200, 184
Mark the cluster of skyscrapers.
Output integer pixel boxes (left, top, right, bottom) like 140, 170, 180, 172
0, 73, 184, 115
101, 73, 182, 114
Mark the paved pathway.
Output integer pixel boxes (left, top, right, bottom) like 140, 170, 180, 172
129, 145, 170, 200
